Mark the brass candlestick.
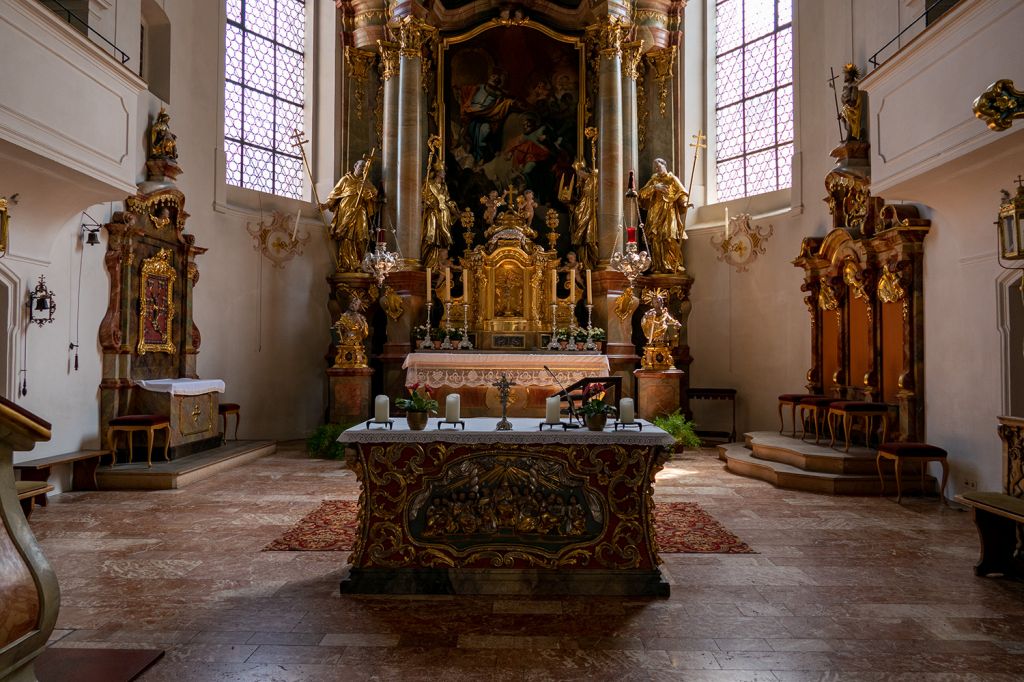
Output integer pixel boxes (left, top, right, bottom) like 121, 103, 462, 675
420, 300, 434, 349
440, 300, 454, 349
548, 302, 561, 349
459, 303, 473, 349
585, 304, 596, 350
493, 373, 516, 431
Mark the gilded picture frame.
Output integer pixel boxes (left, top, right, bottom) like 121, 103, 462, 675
0, 197, 9, 258
437, 19, 586, 209
137, 248, 177, 355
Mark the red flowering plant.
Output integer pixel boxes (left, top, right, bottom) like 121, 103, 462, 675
395, 383, 439, 413
578, 382, 617, 417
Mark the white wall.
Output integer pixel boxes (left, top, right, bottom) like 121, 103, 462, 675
685, 0, 1024, 496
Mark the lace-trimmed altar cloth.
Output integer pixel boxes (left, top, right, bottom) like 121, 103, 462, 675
344, 417, 674, 447
135, 378, 226, 395
402, 353, 611, 389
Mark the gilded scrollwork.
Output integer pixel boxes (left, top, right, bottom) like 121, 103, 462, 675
645, 46, 676, 118
877, 268, 905, 305
348, 440, 666, 571
380, 285, 404, 320
818, 276, 839, 311
973, 79, 1024, 132
345, 47, 376, 121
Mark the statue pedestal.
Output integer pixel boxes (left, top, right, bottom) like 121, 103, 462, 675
634, 368, 685, 420
327, 367, 373, 425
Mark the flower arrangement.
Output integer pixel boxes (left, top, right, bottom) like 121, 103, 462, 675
577, 382, 617, 417
395, 383, 439, 413
412, 324, 430, 341
590, 326, 607, 341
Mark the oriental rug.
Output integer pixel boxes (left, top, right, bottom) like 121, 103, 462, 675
264, 500, 753, 554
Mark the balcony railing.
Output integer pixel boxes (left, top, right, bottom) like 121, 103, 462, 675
868, 0, 963, 71
38, 0, 130, 65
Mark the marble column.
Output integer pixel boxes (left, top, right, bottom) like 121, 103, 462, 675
378, 41, 400, 235
621, 41, 643, 184
394, 17, 433, 264
595, 21, 626, 266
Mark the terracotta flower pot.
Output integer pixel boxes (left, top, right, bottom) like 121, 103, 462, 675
585, 413, 608, 431
406, 412, 429, 430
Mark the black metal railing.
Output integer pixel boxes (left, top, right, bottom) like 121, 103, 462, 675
38, 0, 131, 66
868, 0, 963, 71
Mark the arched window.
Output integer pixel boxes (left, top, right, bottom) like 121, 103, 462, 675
224, 0, 306, 199
713, 0, 793, 202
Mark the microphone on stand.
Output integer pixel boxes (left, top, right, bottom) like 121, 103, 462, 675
543, 365, 581, 427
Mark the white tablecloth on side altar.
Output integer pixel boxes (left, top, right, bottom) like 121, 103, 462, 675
135, 378, 226, 395
402, 353, 611, 389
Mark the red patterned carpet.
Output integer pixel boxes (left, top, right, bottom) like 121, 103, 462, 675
265, 500, 753, 554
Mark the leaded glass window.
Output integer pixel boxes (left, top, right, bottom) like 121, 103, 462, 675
225, 0, 306, 199
714, 0, 793, 202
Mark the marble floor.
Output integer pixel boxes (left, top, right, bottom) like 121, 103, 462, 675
28, 443, 1024, 681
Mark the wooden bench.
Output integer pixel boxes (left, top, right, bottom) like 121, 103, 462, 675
16, 480, 54, 519
955, 415, 1024, 578
14, 449, 108, 498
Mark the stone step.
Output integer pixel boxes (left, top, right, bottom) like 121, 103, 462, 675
718, 443, 937, 497
96, 440, 277, 490
744, 431, 882, 475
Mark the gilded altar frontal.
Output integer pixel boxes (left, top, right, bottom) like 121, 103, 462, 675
4, 0, 1024, 679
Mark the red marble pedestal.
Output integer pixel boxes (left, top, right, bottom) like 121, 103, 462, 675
634, 368, 685, 420
327, 367, 373, 425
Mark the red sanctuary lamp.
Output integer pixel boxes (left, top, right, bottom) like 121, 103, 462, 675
610, 169, 651, 289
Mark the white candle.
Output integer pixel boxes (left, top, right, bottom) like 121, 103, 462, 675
550, 270, 557, 303
725, 207, 730, 239
570, 269, 576, 301
445, 394, 461, 423
464, 270, 471, 305
619, 397, 635, 424
374, 395, 390, 423
445, 266, 452, 302
425, 267, 432, 297
586, 269, 592, 305
545, 396, 561, 424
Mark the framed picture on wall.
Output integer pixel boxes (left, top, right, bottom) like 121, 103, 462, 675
137, 248, 177, 355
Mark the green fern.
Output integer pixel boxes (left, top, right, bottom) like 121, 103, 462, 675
652, 410, 702, 449
306, 423, 348, 460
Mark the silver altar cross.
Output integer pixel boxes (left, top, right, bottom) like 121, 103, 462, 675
493, 373, 516, 431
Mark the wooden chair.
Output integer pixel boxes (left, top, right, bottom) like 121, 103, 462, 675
797, 396, 839, 444
218, 402, 241, 442
778, 393, 822, 437
876, 442, 949, 504
826, 401, 890, 452
107, 415, 171, 468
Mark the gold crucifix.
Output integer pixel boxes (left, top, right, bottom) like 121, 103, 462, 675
685, 129, 707, 200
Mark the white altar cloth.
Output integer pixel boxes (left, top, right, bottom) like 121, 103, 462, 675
402, 353, 611, 389
135, 378, 226, 396
344, 417, 673, 448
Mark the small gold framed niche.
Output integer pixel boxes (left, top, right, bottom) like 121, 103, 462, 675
137, 248, 177, 355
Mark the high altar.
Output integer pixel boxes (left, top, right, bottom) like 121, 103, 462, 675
324, 2, 696, 422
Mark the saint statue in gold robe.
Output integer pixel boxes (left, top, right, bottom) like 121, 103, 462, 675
569, 159, 598, 270
333, 296, 369, 368
640, 288, 681, 370
321, 158, 377, 272
421, 165, 457, 271
637, 158, 688, 273
840, 63, 865, 143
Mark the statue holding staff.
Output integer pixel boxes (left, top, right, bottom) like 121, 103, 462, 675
638, 157, 688, 273
321, 155, 378, 272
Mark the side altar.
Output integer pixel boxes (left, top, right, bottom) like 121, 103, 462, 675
341, 417, 674, 596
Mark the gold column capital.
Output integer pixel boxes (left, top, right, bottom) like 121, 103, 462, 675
622, 40, 644, 80
345, 46, 377, 81
377, 40, 400, 80
391, 16, 437, 58
644, 45, 676, 117
586, 15, 632, 56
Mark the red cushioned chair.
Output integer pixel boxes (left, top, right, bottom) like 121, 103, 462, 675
876, 442, 949, 504
778, 393, 823, 437
107, 414, 171, 468
826, 401, 890, 452
797, 397, 839, 444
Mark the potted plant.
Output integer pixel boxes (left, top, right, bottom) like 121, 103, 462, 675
574, 328, 588, 350
590, 326, 606, 351
395, 383, 438, 430
555, 328, 571, 349
412, 324, 429, 344
578, 382, 616, 431
653, 409, 702, 453
430, 326, 443, 349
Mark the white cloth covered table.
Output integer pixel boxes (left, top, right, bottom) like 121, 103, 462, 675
135, 378, 226, 396
343, 417, 673, 448
402, 353, 611, 389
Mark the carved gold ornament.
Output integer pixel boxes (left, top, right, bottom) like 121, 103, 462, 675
645, 47, 676, 118
843, 261, 868, 301
377, 40, 399, 81
380, 285, 405, 321
973, 79, 1024, 132
0, 196, 9, 258
137, 248, 177, 355
614, 286, 639, 321
345, 47, 377, 121
818, 277, 839, 311
586, 16, 631, 56
877, 269, 905, 304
